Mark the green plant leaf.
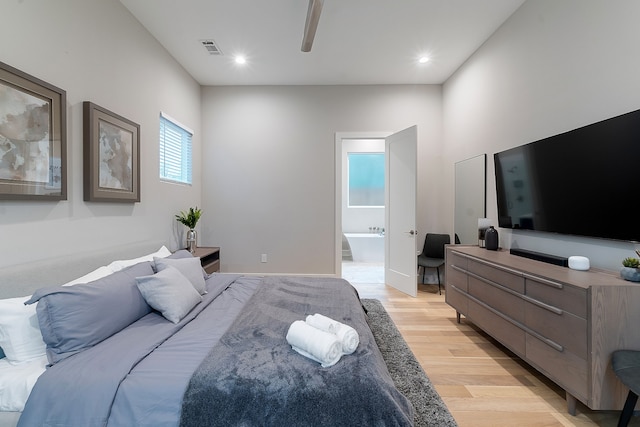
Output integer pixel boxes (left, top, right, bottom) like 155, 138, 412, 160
175, 207, 202, 229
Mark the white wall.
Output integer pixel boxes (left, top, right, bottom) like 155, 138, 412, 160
443, 0, 640, 270
11, 0, 634, 276
201, 85, 442, 274
0, 0, 201, 270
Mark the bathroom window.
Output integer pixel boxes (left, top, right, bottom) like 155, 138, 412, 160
348, 152, 385, 207
159, 112, 193, 185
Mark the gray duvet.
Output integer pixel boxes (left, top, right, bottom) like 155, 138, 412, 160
180, 276, 413, 426
18, 275, 413, 427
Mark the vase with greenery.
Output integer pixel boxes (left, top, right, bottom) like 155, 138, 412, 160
621, 251, 640, 282
175, 207, 202, 253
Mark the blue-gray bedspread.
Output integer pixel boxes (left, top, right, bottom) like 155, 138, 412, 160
18, 273, 254, 427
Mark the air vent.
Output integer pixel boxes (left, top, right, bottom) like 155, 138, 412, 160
200, 39, 223, 55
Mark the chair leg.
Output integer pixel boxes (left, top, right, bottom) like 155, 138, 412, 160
618, 390, 638, 427
436, 267, 441, 295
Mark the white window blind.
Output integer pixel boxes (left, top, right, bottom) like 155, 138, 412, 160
159, 112, 193, 185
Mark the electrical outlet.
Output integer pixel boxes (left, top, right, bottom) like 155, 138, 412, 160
261, 253, 267, 263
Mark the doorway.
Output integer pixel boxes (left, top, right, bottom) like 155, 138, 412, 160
335, 128, 418, 296
340, 137, 386, 284
335, 133, 389, 285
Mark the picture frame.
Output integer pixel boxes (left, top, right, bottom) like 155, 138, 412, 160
0, 61, 67, 200
83, 102, 140, 202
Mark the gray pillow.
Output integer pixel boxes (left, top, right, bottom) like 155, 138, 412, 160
165, 249, 209, 280
167, 249, 194, 260
153, 256, 207, 294
135, 266, 202, 324
26, 262, 154, 365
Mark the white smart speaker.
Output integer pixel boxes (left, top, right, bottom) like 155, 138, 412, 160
568, 256, 590, 271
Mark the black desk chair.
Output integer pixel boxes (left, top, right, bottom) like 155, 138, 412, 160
417, 233, 450, 295
612, 350, 640, 426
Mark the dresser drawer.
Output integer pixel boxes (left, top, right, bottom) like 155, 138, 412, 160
468, 298, 525, 357
448, 251, 468, 270
469, 276, 524, 324
525, 277, 587, 319
526, 333, 588, 402
524, 301, 587, 357
447, 264, 469, 292
468, 259, 524, 294
445, 283, 468, 315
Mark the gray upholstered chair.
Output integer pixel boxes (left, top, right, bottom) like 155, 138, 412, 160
417, 233, 450, 294
612, 350, 640, 427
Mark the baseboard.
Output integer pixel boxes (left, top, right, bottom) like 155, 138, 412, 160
509, 248, 569, 267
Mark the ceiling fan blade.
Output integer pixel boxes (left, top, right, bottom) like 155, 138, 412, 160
301, 0, 324, 52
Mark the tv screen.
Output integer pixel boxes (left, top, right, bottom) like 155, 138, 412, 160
494, 108, 640, 242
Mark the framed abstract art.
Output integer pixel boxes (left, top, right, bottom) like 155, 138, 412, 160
0, 61, 67, 200
83, 101, 140, 202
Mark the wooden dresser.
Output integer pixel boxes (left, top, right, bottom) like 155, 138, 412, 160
445, 245, 640, 414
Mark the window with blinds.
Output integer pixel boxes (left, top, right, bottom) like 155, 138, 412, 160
159, 113, 193, 185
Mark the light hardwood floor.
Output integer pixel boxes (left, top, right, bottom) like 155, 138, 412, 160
352, 281, 640, 427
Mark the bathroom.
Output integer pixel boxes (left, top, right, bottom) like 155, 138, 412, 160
341, 138, 385, 284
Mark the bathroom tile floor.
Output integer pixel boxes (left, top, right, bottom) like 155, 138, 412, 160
341, 261, 384, 284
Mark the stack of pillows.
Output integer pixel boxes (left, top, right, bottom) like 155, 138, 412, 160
0, 246, 209, 368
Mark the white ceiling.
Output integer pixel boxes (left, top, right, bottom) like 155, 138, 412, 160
119, 0, 525, 86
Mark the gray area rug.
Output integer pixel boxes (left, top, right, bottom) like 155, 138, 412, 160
362, 298, 458, 427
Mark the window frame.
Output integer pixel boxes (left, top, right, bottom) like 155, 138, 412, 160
159, 112, 193, 185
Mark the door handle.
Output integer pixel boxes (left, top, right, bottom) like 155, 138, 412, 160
405, 230, 416, 235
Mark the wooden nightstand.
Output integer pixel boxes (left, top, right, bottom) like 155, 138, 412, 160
192, 247, 220, 274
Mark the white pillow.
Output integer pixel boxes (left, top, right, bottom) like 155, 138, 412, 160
0, 355, 47, 411
136, 266, 202, 324
153, 256, 207, 294
62, 266, 114, 286
110, 245, 172, 272
0, 297, 46, 365
0, 265, 116, 365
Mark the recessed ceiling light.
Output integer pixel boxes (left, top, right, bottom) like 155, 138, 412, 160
235, 56, 246, 65
418, 56, 430, 64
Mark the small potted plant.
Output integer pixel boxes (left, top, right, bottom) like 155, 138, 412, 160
621, 251, 640, 282
175, 207, 202, 253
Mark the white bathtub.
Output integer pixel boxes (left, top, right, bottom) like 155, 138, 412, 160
344, 233, 384, 262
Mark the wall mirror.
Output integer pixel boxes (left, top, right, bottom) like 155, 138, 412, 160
455, 154, 486, 244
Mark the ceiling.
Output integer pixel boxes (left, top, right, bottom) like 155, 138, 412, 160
119, 0, 525, 86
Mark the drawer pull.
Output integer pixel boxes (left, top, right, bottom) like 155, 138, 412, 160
467, 271, 521, 297
528, 331, 564, 352
463, 255, 525, 276
521, 295, 563, 315
460, 268, 565, 316
451, 265, 467, 273
466, 292, 564, 352
524, 273, 564, 289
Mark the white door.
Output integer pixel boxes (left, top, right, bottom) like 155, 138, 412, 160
385, 126, 417, 297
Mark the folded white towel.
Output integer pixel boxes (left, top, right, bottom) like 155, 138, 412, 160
305, 313, 340, 333
334, 323, 359, 354
286, 320, 343, 367
305, 313, 360, 355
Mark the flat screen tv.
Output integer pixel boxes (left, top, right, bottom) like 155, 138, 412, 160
494, 108, 640, 243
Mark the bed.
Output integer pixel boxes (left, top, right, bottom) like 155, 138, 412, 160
0, 243, 418, 427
